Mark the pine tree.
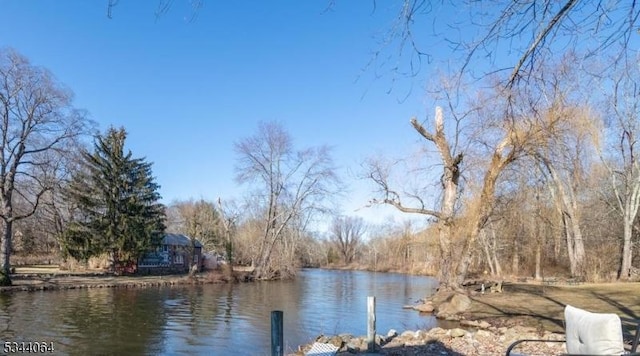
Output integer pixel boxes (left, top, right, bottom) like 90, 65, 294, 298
61, 127, 165, 271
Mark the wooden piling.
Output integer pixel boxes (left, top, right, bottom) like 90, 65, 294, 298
367, 296, 376, 352
271, 310, 283, 356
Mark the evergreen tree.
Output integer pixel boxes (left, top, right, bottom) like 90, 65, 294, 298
61, 127, 165, 270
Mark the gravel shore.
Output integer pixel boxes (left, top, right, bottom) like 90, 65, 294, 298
293, 323, 566, 356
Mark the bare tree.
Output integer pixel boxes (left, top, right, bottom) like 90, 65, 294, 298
532, 108, 597, 278
0, 49, 89, 285
330, 215, 365, 264
598, 56, 640, 280
378, 1, 639, 89
522, 56, 605, 277
536, 153, 588, 278
106, 0, 203, 21
13, 144, 86, 258
478, 225, 502, 278
367, 106, 462, 289
367, 75, 579, 289
234, 121, 340, 280
167, 198, 221, 250
166, 198, 223, 273
217, 197, 239, 264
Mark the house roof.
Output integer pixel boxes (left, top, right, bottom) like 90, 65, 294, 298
162, 233, 203, 248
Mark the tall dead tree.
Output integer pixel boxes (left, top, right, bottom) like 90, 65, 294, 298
378, 1, 638, 90
0, 49, 88, 285
368, 106, 461, 289
368, 91, 566, 289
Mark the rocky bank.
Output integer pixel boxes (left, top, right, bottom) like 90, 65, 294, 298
293, 289, 567, 355
293, 323, 566, 355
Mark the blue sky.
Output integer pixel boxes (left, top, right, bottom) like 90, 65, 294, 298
0, 1, 458, 229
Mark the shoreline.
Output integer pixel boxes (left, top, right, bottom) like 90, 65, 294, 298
318, 264, 435, 276
1, 264, 431, 294
291, 323, 566, 355
0, 269, 249, 294
1, 276, 215, 293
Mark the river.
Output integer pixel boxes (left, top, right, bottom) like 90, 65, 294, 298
0, 269, 439, 355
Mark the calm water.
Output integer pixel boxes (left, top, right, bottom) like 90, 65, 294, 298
0, 269, 439, 355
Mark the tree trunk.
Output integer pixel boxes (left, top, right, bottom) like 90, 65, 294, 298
254, 229, 282, 280
553, 221, 562, 262
562, 214, 577, 276
0, 219, 12, 285
436, 223, 457, 289
456, 146, 513, 286
385, 109, 515, 290
569, 214, 585, 277
493, 252, 502, 277
512, 239, 519, 276
437, 152, 462, 290
545, 161, 585, 277
480, 230, 496, 276
457, 225, 481, 286
402, 109, 463, 291
253, 249, 272, 280
620, 216, 634, 280
490, 228, 502, 277
535, 243, 542, 280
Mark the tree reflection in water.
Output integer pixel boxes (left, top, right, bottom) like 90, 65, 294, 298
1, 270, 438, 354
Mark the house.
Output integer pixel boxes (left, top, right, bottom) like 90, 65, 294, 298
138, 233, 203, 275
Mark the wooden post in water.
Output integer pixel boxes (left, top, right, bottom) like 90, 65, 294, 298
271, 310, 283, 356
367, 296, 376, 352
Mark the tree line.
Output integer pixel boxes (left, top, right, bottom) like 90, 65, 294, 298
0, 47, 342, 284
0, 48, 166, 285
2, 0, 639, 290
2, 46, 639, 290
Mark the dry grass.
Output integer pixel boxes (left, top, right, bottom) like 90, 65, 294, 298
58, 255, 111, 271
203, 264, 235, 283
14, 264, 105, 275
203, 270, 226, 283
465, 282, 640, 332
11, 254, 60, 266
201, 264, 254, 283
323, 263, 435, 276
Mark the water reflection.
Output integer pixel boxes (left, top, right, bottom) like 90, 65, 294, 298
62, 288, 166, 355
0, 269, 438, 355
0, 293, 16, 340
